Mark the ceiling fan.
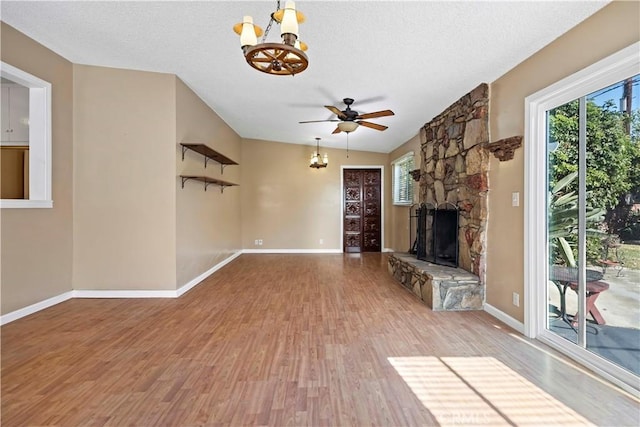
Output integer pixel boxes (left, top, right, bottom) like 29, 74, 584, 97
299, 98, 395, 134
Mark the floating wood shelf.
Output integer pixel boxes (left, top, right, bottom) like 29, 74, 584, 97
180, 143, 238, 174
179, 175, 238, 193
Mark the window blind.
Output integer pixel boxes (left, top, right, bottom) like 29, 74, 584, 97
393, 152, 414, 205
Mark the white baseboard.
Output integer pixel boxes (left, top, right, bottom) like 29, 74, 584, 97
242, 249, 395, 254
1, 252, 243, 325
1, 291, 73, 325
176, 251, 242, 297
484, 303, 525, 335
73, 289, 177, 298
242, 248, 342, 254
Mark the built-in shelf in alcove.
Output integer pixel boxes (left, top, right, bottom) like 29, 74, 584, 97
179, 175, 238, 193
180, 142, 238, 174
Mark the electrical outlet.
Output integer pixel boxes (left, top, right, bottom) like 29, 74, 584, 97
258, 239, 263, 245
254, 239, 259, 245
512, 292, 520, 307
319, 238, 324, 245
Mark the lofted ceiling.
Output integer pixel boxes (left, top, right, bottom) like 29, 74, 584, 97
1, 1, 609, 153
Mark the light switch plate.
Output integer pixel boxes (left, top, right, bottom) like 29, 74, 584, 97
512, 192, 520, 207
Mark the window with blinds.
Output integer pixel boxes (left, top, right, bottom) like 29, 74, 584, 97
392, 152, 414, 205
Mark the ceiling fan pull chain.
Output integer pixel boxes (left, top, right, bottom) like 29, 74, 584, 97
346, 133, 350, 158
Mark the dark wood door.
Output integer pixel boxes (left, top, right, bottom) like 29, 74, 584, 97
343, 169, 381, 252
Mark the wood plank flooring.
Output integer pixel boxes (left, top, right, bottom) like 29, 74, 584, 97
2, 253, 638, 426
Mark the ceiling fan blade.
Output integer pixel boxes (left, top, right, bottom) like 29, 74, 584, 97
354, 95, 386, 105
325, 105, 347, 119
357, 121, 388, 131
356, 109, 395, 120
299, 119, 341, 124
332, 126, 342, 134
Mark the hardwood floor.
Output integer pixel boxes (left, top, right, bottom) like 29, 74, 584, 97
2, 253, 638, 426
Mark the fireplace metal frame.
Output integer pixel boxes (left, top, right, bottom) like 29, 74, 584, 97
408, 203, 421, 254
416, 202, 435, 262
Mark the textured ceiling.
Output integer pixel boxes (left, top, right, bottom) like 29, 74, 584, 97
1, 1, 609, 153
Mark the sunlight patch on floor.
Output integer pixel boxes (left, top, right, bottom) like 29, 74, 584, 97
388, 356, 594, 426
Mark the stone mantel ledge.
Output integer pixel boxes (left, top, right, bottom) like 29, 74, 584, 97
485, 136, 523, 161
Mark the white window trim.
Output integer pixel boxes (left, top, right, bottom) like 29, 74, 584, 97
392, 151, 415, 206
524, 41, 640, 396
1, 62, 52, 208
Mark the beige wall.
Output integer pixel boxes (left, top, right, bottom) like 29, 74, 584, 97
175, 78, 242, 286
73, 65, 177, 290
387, 134, 421, 252
3, 1, 636, 317
241, 138, 389, 250
0, 23, 74, 314
487, 0, 640, 320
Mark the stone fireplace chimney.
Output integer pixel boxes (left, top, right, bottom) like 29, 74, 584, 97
418, 83, 489, 282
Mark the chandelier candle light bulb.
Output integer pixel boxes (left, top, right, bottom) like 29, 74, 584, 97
280, 1, 299, 39
235, 16, 263, 52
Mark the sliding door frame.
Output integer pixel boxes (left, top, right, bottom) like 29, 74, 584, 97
524, 42, 640, 395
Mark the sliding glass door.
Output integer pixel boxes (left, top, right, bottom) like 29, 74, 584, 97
545, 74, 639, 378
526, 42, 639, 394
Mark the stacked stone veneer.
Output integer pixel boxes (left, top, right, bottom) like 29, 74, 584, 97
388, 253, 483, 311
387, 84, 489, 311
420, 83, 489, 279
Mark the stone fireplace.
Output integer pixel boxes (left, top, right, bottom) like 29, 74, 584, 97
388, 83, 490, 311
419, 83, 489, 278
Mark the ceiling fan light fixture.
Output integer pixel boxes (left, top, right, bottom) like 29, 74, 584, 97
338, 121, 359, 133
300, 97, 394, 135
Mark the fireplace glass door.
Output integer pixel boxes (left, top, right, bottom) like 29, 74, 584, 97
417, 203, 458, 268
433, 208, 458, 267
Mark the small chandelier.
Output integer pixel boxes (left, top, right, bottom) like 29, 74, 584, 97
310, 137, 328, 169
233, 1, 309, 76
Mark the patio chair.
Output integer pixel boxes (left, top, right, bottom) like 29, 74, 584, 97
597, 237, 625, 277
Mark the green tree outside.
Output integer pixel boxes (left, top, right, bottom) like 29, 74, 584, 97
548, 97, 640, 264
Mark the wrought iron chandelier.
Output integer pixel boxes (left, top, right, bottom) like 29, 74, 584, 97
233, 1, 308, 76
309, 138, 328, 169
